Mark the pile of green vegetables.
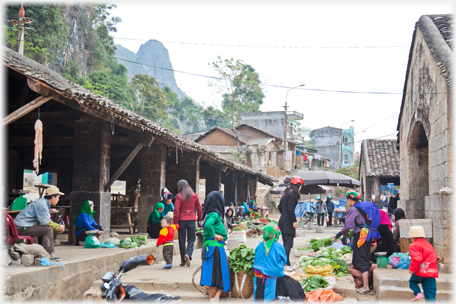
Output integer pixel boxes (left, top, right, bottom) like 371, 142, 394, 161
233, 226, 244, 231
301, 275, 329, 293
119, 236, 147, 249
195, 227, 203, 233
309, 238, 332, 252
228, 244, 255, 279
299, 247, 351, 277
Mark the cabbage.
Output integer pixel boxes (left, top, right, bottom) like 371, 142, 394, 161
121, 240, 131, 249
130, 242, 138, 248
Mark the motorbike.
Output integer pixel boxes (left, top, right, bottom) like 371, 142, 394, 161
100, 254, 181, 302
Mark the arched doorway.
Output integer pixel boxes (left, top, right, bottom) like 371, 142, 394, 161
407, 122, 429, 219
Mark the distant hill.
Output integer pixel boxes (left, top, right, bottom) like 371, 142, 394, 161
115, 40, 187, 100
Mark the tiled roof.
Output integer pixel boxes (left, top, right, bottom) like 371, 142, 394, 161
3, 48, 278, 185
194, 126, 252, 144
362, 139, 400, 178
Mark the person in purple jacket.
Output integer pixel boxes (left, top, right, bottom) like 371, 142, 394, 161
74, 200, 104, 245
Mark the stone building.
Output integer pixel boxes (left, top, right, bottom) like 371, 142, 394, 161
359, 139, 400, 207
396, 15, 453, 272
240, 111, 303, 170
313, 126, 341, 168
4, 48, 276, 243
189, 125, 281, 173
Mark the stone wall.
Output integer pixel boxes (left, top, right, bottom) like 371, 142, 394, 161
398, 27, 453, 271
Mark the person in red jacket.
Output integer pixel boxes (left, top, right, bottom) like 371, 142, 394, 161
156, 217, 179, 269
408, 226, 438, 302
173, 179, 203, 267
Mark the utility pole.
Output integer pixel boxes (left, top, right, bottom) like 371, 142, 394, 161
283, 84, 304, 171
9, 3, 34, 55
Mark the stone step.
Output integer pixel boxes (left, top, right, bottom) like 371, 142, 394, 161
377, 285, 452, 302
373, 268, 453, 290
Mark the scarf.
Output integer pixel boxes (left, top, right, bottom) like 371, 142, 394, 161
379, 209, 393, 230
154, 202, 165, 218
73, 200, 95, 225
393, 208, 406, 221
263, 224, 281, 256
202, 191, 225, 221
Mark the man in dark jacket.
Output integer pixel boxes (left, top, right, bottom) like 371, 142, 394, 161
326, 196, 334, 227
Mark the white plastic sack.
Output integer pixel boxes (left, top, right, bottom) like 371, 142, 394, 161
104, 238, 120, 246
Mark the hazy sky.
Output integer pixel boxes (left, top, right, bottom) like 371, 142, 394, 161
112, 1, 452, 151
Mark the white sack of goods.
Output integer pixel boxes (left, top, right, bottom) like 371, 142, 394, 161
33, 119, 43, 174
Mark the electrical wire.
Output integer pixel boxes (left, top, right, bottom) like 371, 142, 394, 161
354, 111, 400, 134
9, 26, 448, 96
113, 37, 409, 49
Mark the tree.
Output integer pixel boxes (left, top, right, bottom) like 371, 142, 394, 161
131, 74, 167, 122
209, 56, 265, 130
203, 106, 229, 129
334, 165, 359, 180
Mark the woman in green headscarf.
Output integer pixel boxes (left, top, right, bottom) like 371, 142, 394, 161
253, 224, 306, 303
74, 200, 103, 245
147, 202, 164, 238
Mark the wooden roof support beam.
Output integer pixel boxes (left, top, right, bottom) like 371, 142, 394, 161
3, 95, 52, 125
104, 142, 148, 192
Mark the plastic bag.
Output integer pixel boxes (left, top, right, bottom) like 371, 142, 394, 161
101, 242, 116, 248
85, 234, 101, 248
40, 257, 65, 270
396, 254, 411, 269
389, 252, 410, 268
331, 242, 344, 250
103, 238, 120, 246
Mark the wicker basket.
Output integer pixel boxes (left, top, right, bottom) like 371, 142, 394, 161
400, 238, 412, 253
230, 270, 254, 299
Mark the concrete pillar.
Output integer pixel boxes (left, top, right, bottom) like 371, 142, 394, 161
205, 167, 221, 196
137, 144, 166, 233
70, 119, 111, 242
223, 172, 238, 205
373, 176, 381, 207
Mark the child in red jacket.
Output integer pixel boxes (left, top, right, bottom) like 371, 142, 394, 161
156, 217, 179, 269
408, 226, 438, 301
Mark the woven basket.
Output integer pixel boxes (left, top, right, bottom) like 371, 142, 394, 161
230, 270, 254, 299
400, 238, 412, 253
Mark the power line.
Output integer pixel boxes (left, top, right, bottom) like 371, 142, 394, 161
113, 37, 409, 49
10, 26, 448, 96
354, 111, 400, 134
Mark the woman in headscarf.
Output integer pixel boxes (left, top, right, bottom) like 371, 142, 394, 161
200, 191, 230, 302
341, 191, 381, 294
147, 202, 164, 238
74, 200, 103, 245
253, 224, 306, 303
160, 189, 174, 218
370, 209, 400, 260
392, 208, 406, 244
174, 179, 203, 267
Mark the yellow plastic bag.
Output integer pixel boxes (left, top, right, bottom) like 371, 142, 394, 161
304, 264, 335, 277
